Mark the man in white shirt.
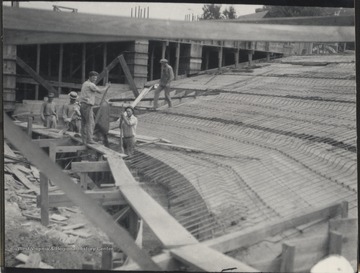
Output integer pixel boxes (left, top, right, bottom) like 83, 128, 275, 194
79, 71, 110, 144
119, 106, 138, 156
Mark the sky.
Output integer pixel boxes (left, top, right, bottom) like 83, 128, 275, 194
3, 1, 264, 20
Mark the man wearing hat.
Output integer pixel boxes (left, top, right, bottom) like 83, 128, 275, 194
153, 58, 174, 109
40, 92, 58, 128
79, 71, 111, 144
62, 91, 81, 133
119, 105, 138, 156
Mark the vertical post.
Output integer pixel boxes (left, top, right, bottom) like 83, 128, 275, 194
131, 8, 133, 17
48, 56, 51, 77
234, 49, 239, 68
205, 50, 209, 70
218, 44, 223, 70
35, 44, 40, 100
147, 6, 149, 18
266, 52, 271, 62
248, 50, 254, 67
175, 41, 180, 80
103, 44, 108, 84
128, 208, 138, 239
27, 116, 33, 137
101, 242, 114, 270
161, 41, 166, 59
341, 201, 348, 218
40, 172, 49, 226
69, 45, 73, 79
58, 44, 63, 95
280, 243, 295, 272
329, 231, 343, 255
82, 44, 86, 83
80, 173, 88, 190
49, 143, 56, 187
150, 46, 154, 81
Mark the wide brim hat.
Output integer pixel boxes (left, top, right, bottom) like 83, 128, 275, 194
124, 105, 134, 112
48, 93, 55, 98
69, 91, 78, 99
160, 58, 168, 63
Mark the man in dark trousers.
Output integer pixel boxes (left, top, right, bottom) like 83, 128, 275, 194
79, 71, 111, 144
153, 58, 174, 109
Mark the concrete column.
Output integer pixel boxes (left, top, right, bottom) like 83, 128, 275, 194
150, 46, 154, 81
248, 50, 254, 66
234, 49, 239, 68
3, 44, 17, 112
161, 41, 166, 59
127, 40, 149, 88
187, 43, 202, 75
205, 50, 209, 70
266, 52, 271, 62
218, 45, 223, 70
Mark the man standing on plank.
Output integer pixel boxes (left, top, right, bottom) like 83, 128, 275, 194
153, 58, 174, 109
62, 91, 81, 133
79, 71, 111, 144
40, 92, 58, 128
119, 106, 138, 156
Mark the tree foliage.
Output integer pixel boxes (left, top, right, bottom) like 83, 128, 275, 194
263, 6, 340, 18
201, 4, 223, 20
223, 6, 237, 19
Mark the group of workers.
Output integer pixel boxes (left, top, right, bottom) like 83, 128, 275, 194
40, 58, 174, 156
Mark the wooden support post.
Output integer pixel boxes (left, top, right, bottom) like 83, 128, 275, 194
101, 242, 114, 270
280, 243, 295, 272
234, 49, 239, 68
82, 261, 95, 269
27, 116, 33, 137
341, 201, 348, 218
150, 46, 154, 81
118, 55, 139, 97
248, 50, 254, 67
35, 44, 40, 100
205, 50, 209, 70
48, 56, 51, 77
40, 172, 49, 226
103, 44, 108, 84
266, 52, 271, 62
80, 173, 88, 190
218, 45, 223, 70
175, 41, 180, 80
161, 41, 166, 59
58, 44, 63, 94
128, 208, 139, 239
328, 231, 343, 255
81, 44, 86, 83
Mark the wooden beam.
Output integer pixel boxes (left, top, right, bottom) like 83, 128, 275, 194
8, 165, 40, 195
101, 242, 113, 270
17, 76, 82, 89
328, 231, 343, 255
35, 44, 40, 100
80, 173, 88, 190
175, 41, 180, 80
161, 41, 166, 59
55, 145, 87, 153
40, 190, 127, 207
40, 172, 49, 226
32, 138, 71, 148
15, 253, 53, 269
170, 244, 259, 272
107, 155, 198, 248
27, 116, 33, 137
16, 56, 58, 97
113, 206, 130, 222
5, 115, 160, 270
96, 54, 120, 85
118, 55, 139, 97
58, 44, 63, 94
280, 243, 295, 272
71, 161, 110, 172
81, 43, 86, 83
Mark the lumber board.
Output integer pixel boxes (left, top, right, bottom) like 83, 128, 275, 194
5, 114, 160, 270
118, 55, 139, 97
280, 243, 295, 272
170, 244, 259, 272
3, 7, 355, 42
16, 253, 53, 269
55, 145, 87, 153
71, 161, 110, 172
130, 86, 154, 108
41, 190, 127, 207
62, 223, 85, 231
8, 165, 40, 195
107, 155, 198, 248
25, 253, 42, 268
284, 234, 328, 255
4, 142, 17, 157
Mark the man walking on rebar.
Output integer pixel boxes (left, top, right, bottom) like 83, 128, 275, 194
79, 71, 111, 144
40, 92, 58, 128
62, 91, 81, 133
153, 58, 174, 109
119, 106, 138, 156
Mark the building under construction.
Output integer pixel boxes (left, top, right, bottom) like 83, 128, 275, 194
3, 4, 357, 272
